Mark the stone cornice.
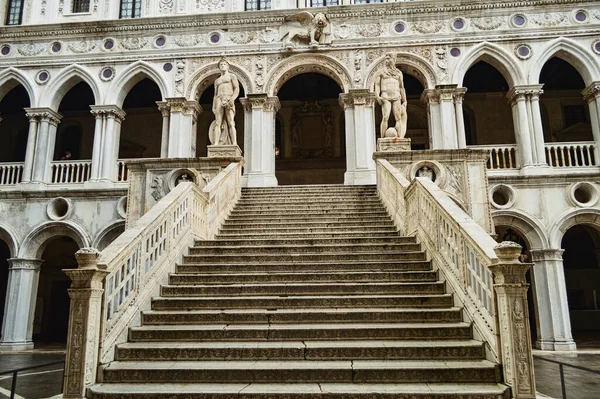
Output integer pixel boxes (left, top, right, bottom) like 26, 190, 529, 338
0, 0, 595, 40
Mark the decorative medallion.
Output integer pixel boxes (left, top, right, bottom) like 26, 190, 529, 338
154, 35, 167, 48
531, 13, 566, 26
392, 21, 407, 34
17, 43, 44, 56
593, 40, 600, 55
163, 62, 173, 72
471, 16, 503, 30
120, 37, 148, 50
515, 44, 532, 60
36, 70, 50, 85
229, 31, 255, 45
69, 40, 97, 53
356, 23, 383, 38
208, 32, 221, 45
103, 38, 115, 51
412, 20, 443, 34
51, 41, 62, 53
174, 35, 202, 47
450, 48, 461, 57
1, 45, 10, 56
451, 18, 467, 31
335, 24, 351, 39
511, 14, 527, 27
100, 66, 115, 82
260, 28, 278, 43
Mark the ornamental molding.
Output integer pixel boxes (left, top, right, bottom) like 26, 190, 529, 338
68, 40, 98, 54
471, 16, 505, 30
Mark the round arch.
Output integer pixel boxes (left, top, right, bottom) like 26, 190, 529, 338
0, 68, 37, 106
492, 210, 549, 250
265, 54, 352, 97
0, 223, 20, 257
42, 64, 101, 110
187, 61, 253, 101
528, 38, 599, 87
18, 221, 91, 259
92, 220, 126, 251
365, 52, 437, 91
107, 61, 169, 107
452, 42, 524, 88
549, 208, 600, 249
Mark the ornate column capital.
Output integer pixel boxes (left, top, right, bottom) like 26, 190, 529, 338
453, 87, 468, 104
434, 84, 459, 102
338, 89, 376, 108
156, 101, 171, 117
506, 85, 544, 105
24, 107, 63, 125
421, 88, 439, 105
582, 81, 600, 103
90, 105, 126, 123
529, 249, 564, 262
8, 258, 43, 271
165, 97, 202, 117
241, 94, 280, 112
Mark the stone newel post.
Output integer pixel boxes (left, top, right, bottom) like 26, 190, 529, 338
490, 242, 536, 399
63, 248, 109, 398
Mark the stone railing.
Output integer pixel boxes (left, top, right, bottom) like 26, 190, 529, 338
376, 158, 536, 398
117, 159, 130, 182
50, 160, 92, 184
469, 144, 519, 170
62, 161, 243, 398
545, 141, 597, 168
0, 162, 24, 185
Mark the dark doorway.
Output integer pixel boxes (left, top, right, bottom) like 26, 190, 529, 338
0, 239, 10, 334
0, 84, 30, 163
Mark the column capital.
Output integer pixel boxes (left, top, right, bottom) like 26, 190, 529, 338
240, 94, 280, 112
24, 107, 62, 125
156, 101, 171, 117
453, 87, 468, 104
490, 241, 532, 286
338, 89, 376, 109
90, 105, 126, 123
421, 88, 439, 105
8, 258, 43, 271
529, 249, 564, 262
582, 81, 600, 103
506, 85, 544, 105
164, 97, 202, 116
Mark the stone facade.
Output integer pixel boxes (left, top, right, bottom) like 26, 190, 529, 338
0, 0, 598, 355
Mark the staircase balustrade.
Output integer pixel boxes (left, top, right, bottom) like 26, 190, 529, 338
51, 160, 92, 184
62, 161, 242, 398
544, 141, 597, 167
0, 162, 24, 185
376, 158, 536, 398
468, 145, 519, 169
117, 159, 130, 182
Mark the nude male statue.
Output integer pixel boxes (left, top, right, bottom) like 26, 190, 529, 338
374, 54, 408, 139
210, 58, 240, 146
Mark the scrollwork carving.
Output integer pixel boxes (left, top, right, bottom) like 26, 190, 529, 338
412, 20, 443, 34
356, 23, 383, 38
471, 16, 504, 30
18, 43, 44, 56
531, 12, 566, 26
69, 40, 98, 54
120, 37, 148, 50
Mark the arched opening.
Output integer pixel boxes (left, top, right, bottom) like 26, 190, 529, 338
120, 79, 163, 159
96, 223, 125, 251
495, 225, 538, 344
0, 239, 10, 334
540, 58, 592, 143
34, 236, 79, 347
561, 224, 600, 345
0, 84, 31, 163
196, 80, 246, 157
463, 61, 515, 146
374, 72, 428, 150
275, 72, 344, 185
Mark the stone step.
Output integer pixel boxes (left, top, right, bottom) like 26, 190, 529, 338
168, 270, 437, 285
242, 185, 376, 193
217, 226, 400, 235
229, 209, 389, 217
115, 340, 485, 361
140, 307, 463, 325
175, 260, 432, 274
197, 237, 415, 247
160, 282, 445, 297
187, 243, 421, 256
88, 382, 510, 399
238, 195, 380, 202
220, 221, 395, 229
129, 322, 472, 342
232, 204, 384, 211
216, 231, 402, 239
235, 200, 383, 207
102, 359, 499, 384
150, 294, 454, 311
224, 215, 393, 224
182, 251, 427, 264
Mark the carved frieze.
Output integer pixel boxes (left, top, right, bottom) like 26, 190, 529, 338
412, 20, 443, 34
335, 24, 351, 39
17, 43, 44, 56
356, 23, 383, 38
471, 16, 504, 30
531, 12, 566, 26
174, 59, 186, 96
159, 0, 174, 14
174, 35, 202, 47
229, 32, 256, 45
260, 28, 278, 43
197, 0, 224, 12
120, 37, 148, 50
69, 40, 98, 54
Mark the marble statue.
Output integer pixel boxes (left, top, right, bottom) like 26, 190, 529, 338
375, 54, 408, 139
209, 58, 240, 146
279, 11, 332, 49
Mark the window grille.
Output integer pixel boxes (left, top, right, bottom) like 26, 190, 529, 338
6, 0, 24, 25
72, 0, 90, 13
354, 0, 384, 3
120, 0, 142, 18
245, 0, 271, 11
311, 0, 339, 6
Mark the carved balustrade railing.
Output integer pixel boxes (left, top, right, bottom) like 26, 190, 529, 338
468, 144, 519, 170
0, 162, 24, 185
545, 141, 597, 168
376, 158, 537, 397
50, 160, 92, 184
62, 161, 243, 397
117, 159, 130, 182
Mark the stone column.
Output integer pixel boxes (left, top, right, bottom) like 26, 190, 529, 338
22, 108, 62, 184
490, 242, 536, 399
529, 249, 577, 351
436, 84, 460, 149
21, 112, 40, 183
88, 106, 126, 184
422, 89, 442, 149
507, 88, 534, 168
156, 101, 171, 158
454, 88, 468, 148
63, 248, 109, 398
240, 94, 279, 187
166, 97, 202, 158
582, 82, 600, 162
0, 258, 43, 351
339, 89, 377, 185
528, 86, 547, 166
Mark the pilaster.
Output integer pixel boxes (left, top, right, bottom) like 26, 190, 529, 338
490, 242, 536, 399
338, 89, 377, 185
166, 97, 202, 158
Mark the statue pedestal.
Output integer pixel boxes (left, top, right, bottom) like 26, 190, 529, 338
377, 137, 411, 152
207, 145, 242, 158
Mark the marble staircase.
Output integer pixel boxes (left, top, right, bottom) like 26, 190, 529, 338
89, 185, 509, 398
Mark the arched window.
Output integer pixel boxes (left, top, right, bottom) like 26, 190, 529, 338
120, 0, 141, 18
6, 0, 24, 25
245, 0, 271, 11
